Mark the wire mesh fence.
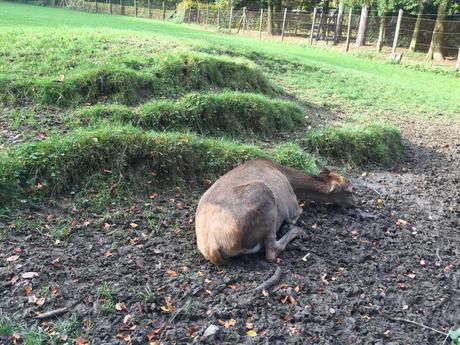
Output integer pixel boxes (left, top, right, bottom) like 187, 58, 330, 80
46, 0, 460, 60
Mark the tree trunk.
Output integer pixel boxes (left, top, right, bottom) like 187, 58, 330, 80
334, 1, 344, 43
427, 0, 450, 60
409, 1, 424, 52
267, 0, 273, 35
376, 15, 386, 51
355, 4, 368, 47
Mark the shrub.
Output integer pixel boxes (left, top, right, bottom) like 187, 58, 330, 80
78, 91, 305, 138
0, 125, 315, 208
303, 122, 404, 166
0, 53, 273, 107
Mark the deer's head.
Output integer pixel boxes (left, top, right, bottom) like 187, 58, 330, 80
320, 167, 359, 207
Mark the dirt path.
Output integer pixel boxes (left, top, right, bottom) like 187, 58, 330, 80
0, 117, 459, 344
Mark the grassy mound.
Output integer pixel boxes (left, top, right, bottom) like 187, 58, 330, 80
78, 92, 305, 138
0, 125, 316, 208
303, 122, 404, 166
0, 53, 273, 107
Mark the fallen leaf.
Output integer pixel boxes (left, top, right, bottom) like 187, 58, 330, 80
115, 302, 127, 312
51, 287, 61, 297
227, 284, 237, 289
24, 284, 32, 295
396, 219, 408, 226
282, 314, 295, 322
36, 297, 45, 306
420, 259, 427, 266
22, 272, 39, 279
104, 251, 113, 257
11, 333, 21, 344
10, 275, 19, 285
6, 255, 20, 262
123, 314, 132, 325
383, 329, 391, 337
261, 289, 269, 297
196, 271, 204, 277
205, 278, 212, 284
185, 324, 199, 337
278, 283, 289, 289
130, 223, 138, 228
407, 273, 416, 279
219, 318, 236, 329
28, 294, 38, 304
280, 295, 289, 304
321, 273, 329, 285
246, 322, 254, 329
166, 270, 177, 276
294, 285, 301, 293
103, 223, 111, 231
247, 330, 257, 337
82, 319, 91, 330
398, 283, 407, 289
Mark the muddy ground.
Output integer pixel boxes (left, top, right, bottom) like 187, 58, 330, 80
0, 116, 459, 344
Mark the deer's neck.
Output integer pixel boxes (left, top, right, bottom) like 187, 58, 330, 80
277, 165, 331, 202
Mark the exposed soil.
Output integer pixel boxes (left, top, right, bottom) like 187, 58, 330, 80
0, 117, 459, 345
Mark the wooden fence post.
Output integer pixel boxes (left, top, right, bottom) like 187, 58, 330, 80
281, 8, 287, 41
205, 6, 209, 25
95, 0, 98, 12
309, 7, 317, 45
334, 2, 344, 44
392, 9, 403, 54
217, 8, 220, 28
109, 0, 112, 13
147, 0, 151, 18
455, 48, 460, 70
259, 8, 263, 38
345, 8, 352, 52
242, 7, 247, 33
188, 5, 192, 23
197, 5, 200, 23
229, 6, 233, 31
162, 1, 166, 20
134, 0, 137, 17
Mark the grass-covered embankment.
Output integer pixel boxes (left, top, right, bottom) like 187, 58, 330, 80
304, 122, 404, 165
78, 92, 305, 138
0, 53, 273, 107
0, 125, 316, 208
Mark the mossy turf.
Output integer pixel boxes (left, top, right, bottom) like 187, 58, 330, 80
1, 53, 273, 107
0, 125, 317, 208
78, 92, 305, 138
303, 122, 404, 166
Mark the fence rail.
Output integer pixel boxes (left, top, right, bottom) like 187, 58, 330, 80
41, 0, 460, 61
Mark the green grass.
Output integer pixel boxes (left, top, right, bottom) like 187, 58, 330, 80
1, 51, 273, 107
78, 91, 305, 138
303, 122, 404, 166
0, 2, 458, 118
0, 125, 317, 208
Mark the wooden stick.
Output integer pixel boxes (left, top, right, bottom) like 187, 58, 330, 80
36, 307, 68, 320
259, 8, 263, 38
229, 6, 233, 31
345, 8, 352, 52
388, 317, 448, 336
255, 266, 282, 292
392, 9, 403, 54
281, 8, 287, 41
309, 7, 317, 45
217, 7, 220, 29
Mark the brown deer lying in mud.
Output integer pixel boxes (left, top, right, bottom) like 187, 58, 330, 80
195, 158, 358, 265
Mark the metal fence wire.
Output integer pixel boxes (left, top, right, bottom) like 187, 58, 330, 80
49, 0, 460, 59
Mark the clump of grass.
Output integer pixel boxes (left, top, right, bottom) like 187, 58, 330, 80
78, 91, 305, 138
1, 52, 273, 107
0, 125, 316, 208
303, 122, 404, 166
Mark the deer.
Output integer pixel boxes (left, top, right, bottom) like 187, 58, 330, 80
195, 157, 358, 265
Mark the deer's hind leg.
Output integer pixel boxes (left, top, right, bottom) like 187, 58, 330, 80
264, 224, 305, 262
